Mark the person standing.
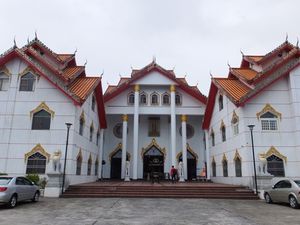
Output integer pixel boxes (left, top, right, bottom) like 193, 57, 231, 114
170, 165, 177, 183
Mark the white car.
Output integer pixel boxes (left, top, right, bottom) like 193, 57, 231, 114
0, 176, 40, 208
264, 178, 300, 209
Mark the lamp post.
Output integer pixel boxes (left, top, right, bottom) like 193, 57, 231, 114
61, 123, 72, 196
248, 124, 258, 195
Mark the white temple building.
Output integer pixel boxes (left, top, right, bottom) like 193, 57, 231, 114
102, 61, 207, 180
203, 41, 300, 188
0, 38, 107, 185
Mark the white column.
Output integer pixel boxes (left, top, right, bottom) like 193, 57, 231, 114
181, 115, 187, 180
133, 84, 140, 180
205, 130, 211, 180
97, 129, 104, 179
170, 85, 176, 167
121, 114, 128, 179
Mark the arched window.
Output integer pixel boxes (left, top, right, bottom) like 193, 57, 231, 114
128, 92, 135, 105
221, 126, 226, 142
150, 93, 159, 105
19, 72, 36, 91
76, 154, 82, 175
79, 115, 85, 136
162, 93, 170, 105
87, 155, 92, 176
222, 159, 228, 177
96, 129, 100, 146
212, 159, 216, 177
211, 131, 215, 147
91, 95, 96, 111
218, 95, 223, 111
175, 93, 182, 105
0, 73, 9, 91
260, 112, 278, 130
95, 158, 99, 176
140, 92, 147, 105
267, 155, 285, 177
235, 158, 242, 177
89, 124, 94, 142
26, 152, 47, 174
32, 110, 51, 130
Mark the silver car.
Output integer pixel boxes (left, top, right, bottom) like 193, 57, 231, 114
264, 178, 300, 209
0, 176, 40, 208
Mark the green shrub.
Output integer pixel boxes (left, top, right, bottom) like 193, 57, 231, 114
26, 174, 40, 185
0, 172, 8, 175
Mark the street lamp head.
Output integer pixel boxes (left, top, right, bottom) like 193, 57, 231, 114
65, 123, 72, 128
248, 124, 255, 131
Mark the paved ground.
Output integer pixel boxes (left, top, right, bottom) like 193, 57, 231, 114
0, 198, 299, 225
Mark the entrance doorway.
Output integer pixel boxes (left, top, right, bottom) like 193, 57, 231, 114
110, 149, 130, 179
110, 149, 122, 179
178, 150, 197, 180
143, 146, 164, 179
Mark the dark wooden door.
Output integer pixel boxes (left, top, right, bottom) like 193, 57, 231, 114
187, 158, 197, 180
110, 158, 121, 179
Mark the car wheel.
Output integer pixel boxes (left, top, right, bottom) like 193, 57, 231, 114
265, 193, 272, 204
8, 194, 17, 208
289, 196, 299, 209
32, 191, 40, 202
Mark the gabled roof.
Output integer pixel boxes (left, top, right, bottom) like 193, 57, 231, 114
0, 38, 107, 128
203, 41, 300, 129
104, 60, 207, 104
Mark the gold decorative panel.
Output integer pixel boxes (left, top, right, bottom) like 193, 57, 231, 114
108, 143, 131, 161
231, 110, 239, 123
233, 149, 242, 161
141, 138, 166, 159
24, 144, 50, 162
0, 66, 11, 76
256, 104, 282, 120
30, 102, 55, 118
263, 146, 287, 163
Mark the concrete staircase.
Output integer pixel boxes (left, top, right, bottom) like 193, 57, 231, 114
62, 181, 258, 199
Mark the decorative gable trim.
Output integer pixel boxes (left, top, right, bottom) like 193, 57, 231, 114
220, 120, 225, 129
256, 103, 282, 120
0, 66, 11, 76
24, 144, 50, 162
231, 110, 239, 123
222, 153, 227, 162
30, 102, 55, 119
141, 138, 166, 159
233, 149, 242, 161
265, 146, 287, 163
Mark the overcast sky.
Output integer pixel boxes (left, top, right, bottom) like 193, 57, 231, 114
1, 0, 299, 95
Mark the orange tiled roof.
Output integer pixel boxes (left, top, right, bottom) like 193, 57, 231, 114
118, 77, 130, 86
231, 68, 258, 81
246, 55, 263, 63
62, 66, 84, 79
69, 77, 99, 101
214, 78, 251, 102
104, 85, 117, 95
57, 54, 73, 62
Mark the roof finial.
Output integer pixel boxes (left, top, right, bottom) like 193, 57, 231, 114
100, 70, 104, 77
27, 36, 30, 45
152, 55, 156, 63
35, 30, 38, 40
285, 33, 288, 43
84, 60, 88, 66
240, 49, 244, 56
13, 36, 17, 48
227, 61, 231, 68
296, 37, 299, 48
74, 48, 77, 55
119, 73, 122, 78
209, 70, 213, 78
